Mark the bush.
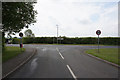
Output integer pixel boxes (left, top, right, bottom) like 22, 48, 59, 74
12, 38, 20, 44
11, 37, 120, 45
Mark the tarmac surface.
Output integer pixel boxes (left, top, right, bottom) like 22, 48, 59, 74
2, 46, 36, 78
5, 44, 119, 79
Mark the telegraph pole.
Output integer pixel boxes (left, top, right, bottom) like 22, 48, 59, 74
56, 24, 58, 44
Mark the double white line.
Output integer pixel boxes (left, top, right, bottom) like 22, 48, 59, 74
56, 47, 77, 80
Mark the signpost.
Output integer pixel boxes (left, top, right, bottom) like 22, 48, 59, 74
19, 32, 23, 51
96, 30, 101, 53
19, 32, 23, 37
58, 37, 64, 44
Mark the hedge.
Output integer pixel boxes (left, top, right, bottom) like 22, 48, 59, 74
9, 37, 120, 45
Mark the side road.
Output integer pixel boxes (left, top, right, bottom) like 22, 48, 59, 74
2, 47, 37, 78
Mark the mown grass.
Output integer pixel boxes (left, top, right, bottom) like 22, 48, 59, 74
2, 46, 25, 63
86, 48, 120, 65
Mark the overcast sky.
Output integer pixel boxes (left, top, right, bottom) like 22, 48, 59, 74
15, 0, 119, 37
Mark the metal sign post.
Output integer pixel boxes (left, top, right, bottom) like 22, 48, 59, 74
56, 24, 59, 44
96, 30, 101, 53
58, 37, 64, 44
98, 35, 99, 53
20, 37, 22, 51
19, 32, 23, 51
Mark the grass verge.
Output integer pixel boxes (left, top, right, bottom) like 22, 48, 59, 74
86, 48, 120, 65
2, 46, 25, 63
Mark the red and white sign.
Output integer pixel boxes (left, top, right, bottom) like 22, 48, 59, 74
19, 32, 23, 37
96, 30, 101, 35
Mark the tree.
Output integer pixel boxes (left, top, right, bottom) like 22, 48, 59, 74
24, 29, 35, 37
2, 2, 37, 33
31, 33, 35, 37
2, 2, 37, 50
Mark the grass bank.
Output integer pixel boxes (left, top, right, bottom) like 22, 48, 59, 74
86, 48, 119, 65
2, 46, 25, 63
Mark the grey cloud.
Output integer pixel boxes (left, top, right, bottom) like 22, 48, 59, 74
48, 16, 61, 26
76, 19, 91, 25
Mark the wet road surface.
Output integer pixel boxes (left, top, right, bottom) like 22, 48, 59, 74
7, 44, 118, 79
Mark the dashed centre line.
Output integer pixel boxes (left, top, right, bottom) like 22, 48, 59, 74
56, 47, 64, 59
56, 47, 77, 80
59, 52, 64, 59
67, 65, 77, 80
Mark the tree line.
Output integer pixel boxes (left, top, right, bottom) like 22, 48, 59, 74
10, 37, 119, 45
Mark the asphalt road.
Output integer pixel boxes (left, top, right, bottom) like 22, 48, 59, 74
7, 44, 118, 79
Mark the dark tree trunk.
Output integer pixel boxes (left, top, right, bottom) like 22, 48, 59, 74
2, 32, 5, 51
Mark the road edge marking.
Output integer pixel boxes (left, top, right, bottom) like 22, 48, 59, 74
66, 65, 77, 80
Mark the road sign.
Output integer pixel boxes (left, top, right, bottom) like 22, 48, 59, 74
96, 30, 101, 35
96, 30, 101, 53
19, 32, 23, 50
58, 38, 64, 40
19, 32, 23, 37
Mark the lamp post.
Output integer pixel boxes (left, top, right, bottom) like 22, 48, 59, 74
56, 24, 58, 44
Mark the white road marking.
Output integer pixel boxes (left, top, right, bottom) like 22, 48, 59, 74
42, 48, 46, 51
36, 47, 39, 49
56, 47, 59, 51
56, 47, 64, 59
67, 65, 77, 80
59, 52, 64, 59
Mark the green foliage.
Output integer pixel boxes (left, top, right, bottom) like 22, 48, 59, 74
2, 46, 25, 63
24, 29, 35, 37
100, 37, 119, 45
86, 48, 119, 65
22, 37, 54, 44
2, 2, 37, 50
12, 37, 120, 45
2, 2, 37, 33
12, 38, 20, 44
